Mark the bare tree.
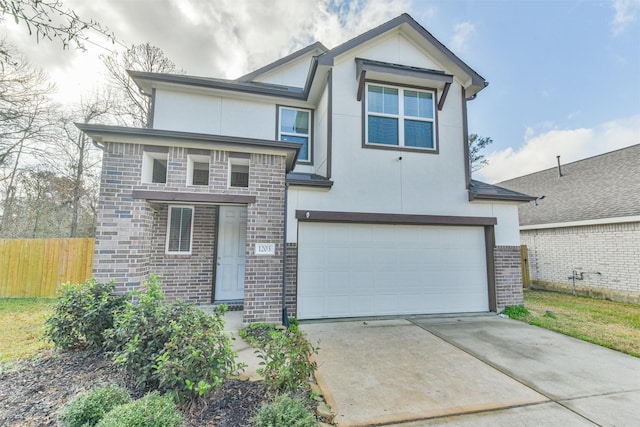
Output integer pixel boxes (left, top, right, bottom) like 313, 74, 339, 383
102, 43, 184, 127
0, 41, 56, 233
0, 0, 115, 63
47, 90, 117, 237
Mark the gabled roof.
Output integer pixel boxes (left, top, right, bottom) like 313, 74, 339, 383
317, 13, 487, 98
497, 144, 640, 227
129, 13, 487, 102
236, 41, 328, 82
469, 180, 536, 202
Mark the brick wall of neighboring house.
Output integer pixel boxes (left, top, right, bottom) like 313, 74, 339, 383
149, 204, 217, 304
94, 143, 288, 322
494, 246, 525, 311
521, 222, 640, 303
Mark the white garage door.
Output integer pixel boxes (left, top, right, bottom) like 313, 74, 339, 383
297, 222, 489, 319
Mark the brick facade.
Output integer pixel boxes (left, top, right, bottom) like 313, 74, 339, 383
494, 245, 525, 311
94, 142, 287, 323
284, 243, 298, 317
521, 222, 640, 303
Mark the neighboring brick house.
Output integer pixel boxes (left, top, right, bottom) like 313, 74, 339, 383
497, 144, 640, 303
79, 14, 534, 324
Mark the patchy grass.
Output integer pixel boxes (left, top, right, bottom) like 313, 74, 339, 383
0, 298, 56, 363
522, 290, 640, 357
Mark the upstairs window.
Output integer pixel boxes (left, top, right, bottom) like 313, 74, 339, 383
366, 83, 436, 151
278, 106, 311, 163
187, 154, 210, 186
229, 157, 250, 188
166, 205, 193, 254
142, 151, 168, 184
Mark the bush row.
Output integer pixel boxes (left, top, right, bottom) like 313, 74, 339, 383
44, 276, 242, 404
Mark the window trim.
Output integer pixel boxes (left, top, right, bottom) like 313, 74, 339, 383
362, 80, 439, 154
276, 105, 313, 164
186, 154, 210, 187
165, 205, 194, 255
142, 151, 168, 184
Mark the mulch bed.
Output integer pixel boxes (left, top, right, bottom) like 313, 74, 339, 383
0, 350, 269, 427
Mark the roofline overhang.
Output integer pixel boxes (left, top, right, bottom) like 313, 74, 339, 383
520, 215, 640, 230
317, 13, 487, 98
237, 41, 329, 82
75, 123, 301, 172
128, 70, 307, 101
469, 192, 538, 203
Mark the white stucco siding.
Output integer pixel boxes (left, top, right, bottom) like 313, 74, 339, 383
153, 89, 275, 139
312, 83, 329, 176
252, 54, 315, 88
287, 33, 522, 248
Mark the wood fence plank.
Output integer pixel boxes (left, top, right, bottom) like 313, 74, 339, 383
0, 238, 95, 297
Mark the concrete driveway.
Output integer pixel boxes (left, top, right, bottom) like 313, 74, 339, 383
301, 315, 640, 427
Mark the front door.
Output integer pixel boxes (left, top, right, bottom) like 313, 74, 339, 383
214, 206, 247, 302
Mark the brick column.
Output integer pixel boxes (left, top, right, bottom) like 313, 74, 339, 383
494, 245, 524, 311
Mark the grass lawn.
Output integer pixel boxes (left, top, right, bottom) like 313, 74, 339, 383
0, 298, 56, 363
519, 289, 640, 358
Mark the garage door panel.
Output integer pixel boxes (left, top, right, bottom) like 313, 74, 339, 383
297, 223, 489, 319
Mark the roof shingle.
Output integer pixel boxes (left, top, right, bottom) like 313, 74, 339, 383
496, 144, 640, 226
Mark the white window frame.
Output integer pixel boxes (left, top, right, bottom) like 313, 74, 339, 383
365, 82, 437, 151
165, 205, 194, 255
228, 157, 250, 188
278, 106, 312, 163
142, 151, 168, 184
186, 154, 210, 186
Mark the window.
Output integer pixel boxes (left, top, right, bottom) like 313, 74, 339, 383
142, 151, 168, 184
166, 206, 193, 254
366, 83, 436, 150
187, 154, 210, 186
229, 157, 249, 188
278, 106, 311, 162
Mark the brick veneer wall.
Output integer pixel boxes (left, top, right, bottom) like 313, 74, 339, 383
148, 204, 217, 304
285, 243, 298, 317
521, 222, 640, 303
494, 245, 525, 311
94, 142, 288, 322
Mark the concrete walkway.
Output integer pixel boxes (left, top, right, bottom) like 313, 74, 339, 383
301, 315, 640, 427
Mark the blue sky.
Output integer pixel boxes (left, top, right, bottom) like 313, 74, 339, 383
4, 0, 639, 182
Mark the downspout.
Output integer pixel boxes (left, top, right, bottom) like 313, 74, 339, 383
282, 181, 290, 327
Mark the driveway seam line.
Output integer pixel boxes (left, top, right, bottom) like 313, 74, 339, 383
408, 319, 603, 427
364, 400, 558, 427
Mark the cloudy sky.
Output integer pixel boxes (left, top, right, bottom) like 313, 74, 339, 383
3, 0, 640, 183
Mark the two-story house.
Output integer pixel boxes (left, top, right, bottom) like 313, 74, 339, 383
78, 14, 534, 323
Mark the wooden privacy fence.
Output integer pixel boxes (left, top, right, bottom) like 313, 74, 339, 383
0, 238, 95, 298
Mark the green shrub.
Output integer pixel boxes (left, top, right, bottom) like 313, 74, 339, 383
256, 329, 318, 393
96, 392, 184, 427
44, 280, 128, 350
106, 276, 242, 403
154, 303, 243, 403
501, 305, 531, 320
58, 386, 131, 427
251, 395, 316, 427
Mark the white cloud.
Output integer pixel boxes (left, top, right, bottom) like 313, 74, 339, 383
476, 115, 640, 183
450, 21, 475, 52
611, 0, 640, 36
3, 0, 411, 104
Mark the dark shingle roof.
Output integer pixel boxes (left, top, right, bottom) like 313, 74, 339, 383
496, 144, 640, 226
469, 180, 536, 202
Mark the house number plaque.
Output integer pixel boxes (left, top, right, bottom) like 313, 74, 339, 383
255, 243, 275, 255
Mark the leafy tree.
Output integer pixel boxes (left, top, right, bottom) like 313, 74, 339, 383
0, 0, 114, 60
102, 43, 184, 127
468, 133, 493, 173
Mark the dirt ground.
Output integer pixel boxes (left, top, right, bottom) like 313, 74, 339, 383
0, 350, 269, 426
